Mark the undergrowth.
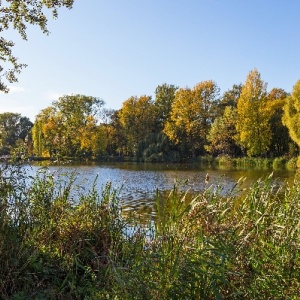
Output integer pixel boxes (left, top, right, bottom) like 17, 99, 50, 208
0, 164, 299, 299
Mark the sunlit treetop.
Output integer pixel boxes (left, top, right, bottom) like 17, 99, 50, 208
283, 80, 300, 147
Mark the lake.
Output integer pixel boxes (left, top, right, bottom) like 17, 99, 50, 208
26, 162, 297, 219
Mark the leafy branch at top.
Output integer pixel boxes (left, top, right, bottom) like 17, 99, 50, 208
0, 0, 74, 92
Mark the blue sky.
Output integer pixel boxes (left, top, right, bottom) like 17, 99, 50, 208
1, 0, 300, 121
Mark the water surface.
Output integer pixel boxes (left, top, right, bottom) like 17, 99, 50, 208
28, 162, 296, 218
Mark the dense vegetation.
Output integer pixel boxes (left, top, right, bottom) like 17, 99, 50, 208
1, 69, 300, 163
2, 3, 300, 298
1, 164, 299, 299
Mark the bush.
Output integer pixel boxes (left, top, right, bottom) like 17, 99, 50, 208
232, 157, 272, 169
272, 157, 287, 170
297, 156, 300, 168
217, 155, 234, 167
198, 155, 215, 167
286, 157, 298, 170
1, 165, 300, 299
105, 174, 300, 299
0, 165, 123, 299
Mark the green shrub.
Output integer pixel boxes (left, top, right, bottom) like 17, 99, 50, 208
104, 174, 300, 299
198, 155, 215, 167
297, 156, 300, 168
1, 164, 300, 299
286, 157, 298, 170
0, 165, 124, 299
217, 155, 234, 166
272, 157, 287, 170
233, 157, 272, 169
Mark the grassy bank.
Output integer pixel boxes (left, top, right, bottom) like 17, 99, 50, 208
0, 164, 299, 299
8, 154, 300, 172
198, 155, 299, 171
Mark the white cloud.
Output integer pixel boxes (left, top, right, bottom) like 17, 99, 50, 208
45, 91, 75, 101
0, 105, 37, 120
9, 86, 26, 93
46, 92, 64, 101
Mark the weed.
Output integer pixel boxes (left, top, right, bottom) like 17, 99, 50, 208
0, 164, 299, 299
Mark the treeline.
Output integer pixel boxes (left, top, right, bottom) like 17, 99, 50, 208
1, 69, 300, 162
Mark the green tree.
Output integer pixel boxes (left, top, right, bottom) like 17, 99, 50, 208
31, 113, 44, 157
78, 116, 107, 159
0, 0, 74, 92
206, 106, 241, 156
283, 80, 300, 148
219, 84, 243, 114
0, 112, 33, 155
236, 69, 270, 157
127, 83, 179, 162
32, 106, 60, 156
32, 94, 105, 158
105, 109, 126, 157
266, 88, 291, 156
164, 80, 220, 157
154, 83, 178, 130
53, 94, 104, 156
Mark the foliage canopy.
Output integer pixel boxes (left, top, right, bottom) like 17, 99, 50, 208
164, 80, 220, 157
236, 69, 271, 157
31, 94, 105, 158
0, 112, 32, 155
0, 0, 74, 92
283, 80, 300, 147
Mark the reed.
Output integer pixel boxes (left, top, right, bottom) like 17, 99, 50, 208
0, 164, 299, 299
286, 157, 298, 170
0, 164, 124, 299
272, 156, 288, 169
105, 173, 300, 299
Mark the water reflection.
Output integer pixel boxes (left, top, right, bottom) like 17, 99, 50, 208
27, 162, 296, 219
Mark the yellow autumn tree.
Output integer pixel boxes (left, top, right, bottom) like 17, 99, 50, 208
78, 116, 107, 158
32, 106, 59, 156
32, 95, 105, 158
236, 69, 271, 157
118, 95, 156, 155
164, 80, 220, 156
282, 80, 300, 147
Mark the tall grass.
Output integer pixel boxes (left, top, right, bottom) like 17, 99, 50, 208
0, 164, 124, 299
105, 173, 300, 299
230, 157, 272, 169
102, 176, 300, 299
0, 164, 299, 299
286, 157, 298, 170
